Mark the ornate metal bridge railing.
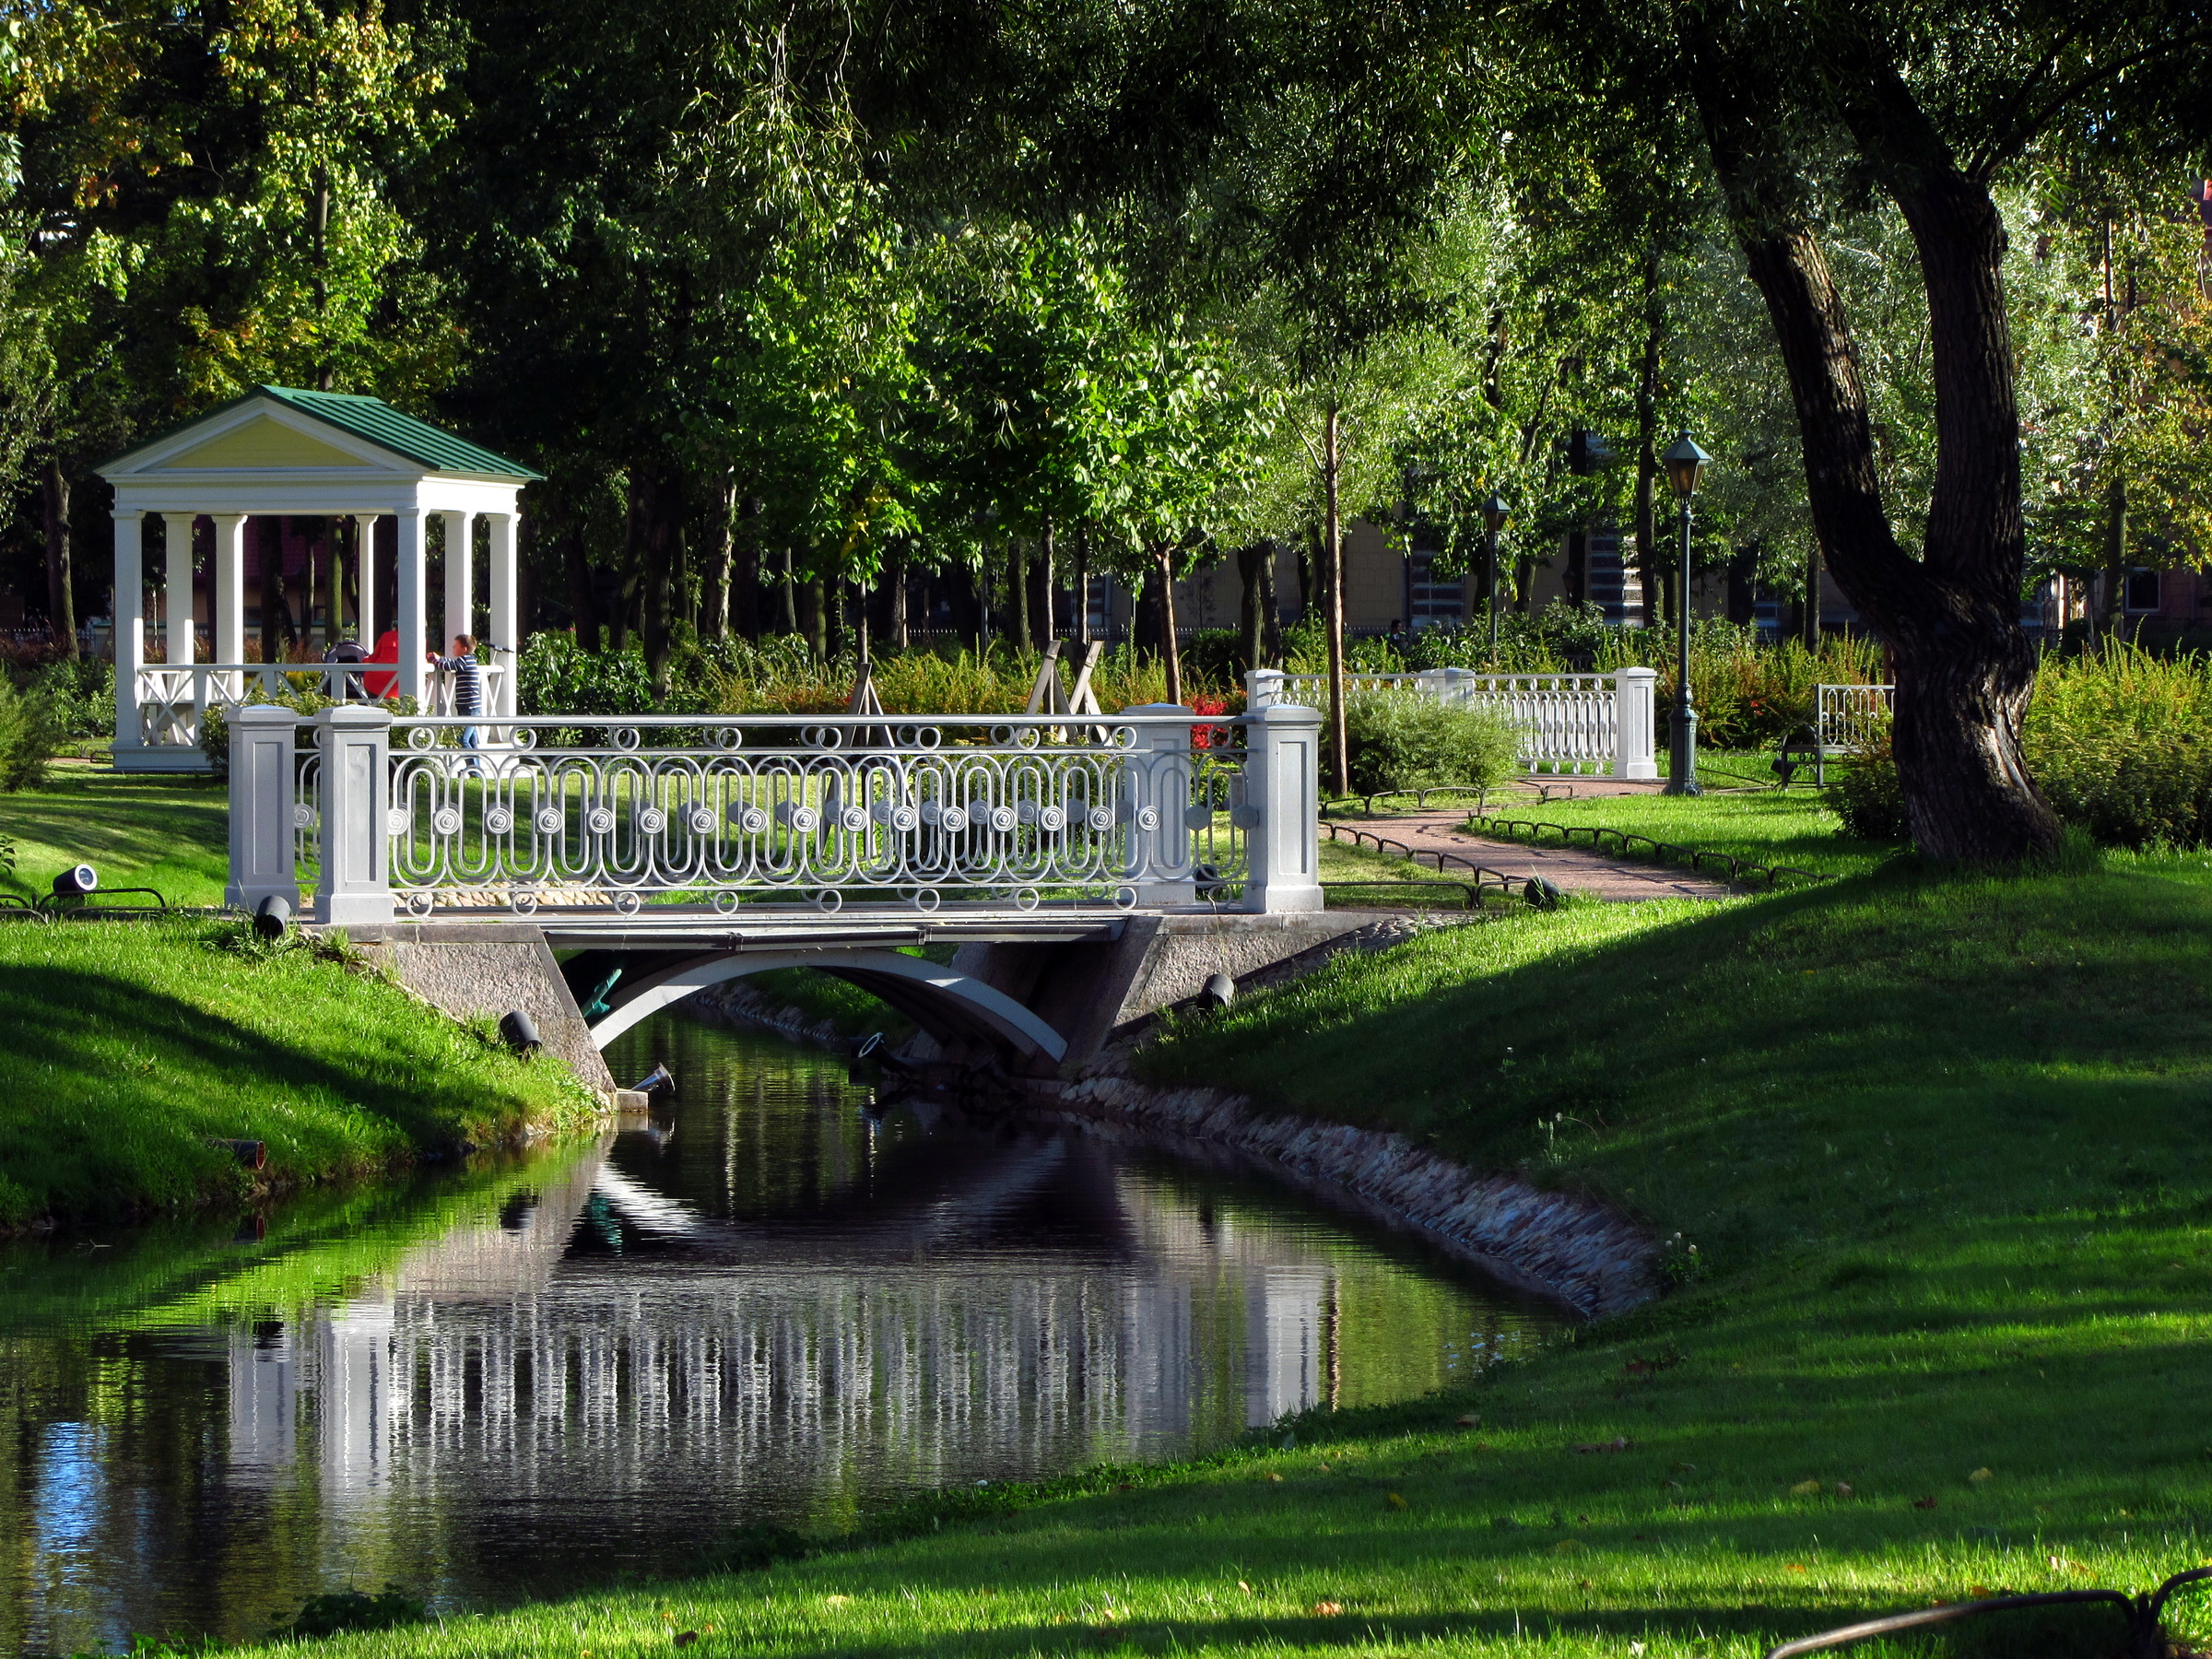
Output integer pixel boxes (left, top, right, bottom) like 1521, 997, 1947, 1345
224, 701, 1326, 922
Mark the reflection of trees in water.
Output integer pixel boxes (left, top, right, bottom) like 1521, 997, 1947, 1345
3, 1028, 1553, 1653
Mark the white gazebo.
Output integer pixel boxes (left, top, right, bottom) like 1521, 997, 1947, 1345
97, 384, 542, 771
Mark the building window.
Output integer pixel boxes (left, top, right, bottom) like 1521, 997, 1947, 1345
2124, 568, 2161, 613
1406, 553, 1464, 629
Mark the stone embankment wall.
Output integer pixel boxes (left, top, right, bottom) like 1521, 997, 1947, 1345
687, 979, 851, 1049
1035, 1074, 1657, 1320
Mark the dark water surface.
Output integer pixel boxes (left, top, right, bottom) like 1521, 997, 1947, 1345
2, 1013, 1561, 1655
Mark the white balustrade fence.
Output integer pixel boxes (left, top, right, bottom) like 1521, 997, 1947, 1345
1249, 666, 1658, 781
134, 660, 510, 758
234, 702, 1326, 922
1814, 683, 1895, 783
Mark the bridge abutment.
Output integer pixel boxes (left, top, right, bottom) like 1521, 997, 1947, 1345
905, 911, 1387, 1078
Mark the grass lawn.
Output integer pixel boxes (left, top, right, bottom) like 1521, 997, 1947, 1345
218, 842, 2212, 1658
1460, 782, 1905, 882
0, 763, 229, 906
0, 916, 602, 1229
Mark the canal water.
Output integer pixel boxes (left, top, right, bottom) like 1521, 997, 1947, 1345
1, 1010, 1561, 1655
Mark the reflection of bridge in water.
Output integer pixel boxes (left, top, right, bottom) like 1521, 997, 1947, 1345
216, 1119, 1542, 1596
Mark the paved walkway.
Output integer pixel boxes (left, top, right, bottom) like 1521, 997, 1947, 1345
1329, 805, 1736, 903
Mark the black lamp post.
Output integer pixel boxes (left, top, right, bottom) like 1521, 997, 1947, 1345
1478, 491, 1510, 656
1661, 431, 1712, 796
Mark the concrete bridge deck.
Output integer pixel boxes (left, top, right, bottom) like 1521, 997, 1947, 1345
335, 904, 1154, 954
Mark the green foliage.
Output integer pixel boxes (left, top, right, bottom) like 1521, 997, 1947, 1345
0, 679, 65, 792
18, 657, 115, 741
1825, 738, 1909, 841
515, 633, 659, 719
278, 1585, 429, 1641
2024, 647, 2212, 848
1341, 686, 1519, 797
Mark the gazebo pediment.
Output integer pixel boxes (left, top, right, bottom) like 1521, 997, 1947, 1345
150, 414, 385, 472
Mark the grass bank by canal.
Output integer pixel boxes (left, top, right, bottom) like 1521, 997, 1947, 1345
215, 827, 2212, 1657
0, 917, 601, 1230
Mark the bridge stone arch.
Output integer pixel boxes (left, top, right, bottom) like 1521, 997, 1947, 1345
582, 948, 1069, 1061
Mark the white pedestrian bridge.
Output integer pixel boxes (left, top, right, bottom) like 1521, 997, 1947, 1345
225, 700, 1336, 1077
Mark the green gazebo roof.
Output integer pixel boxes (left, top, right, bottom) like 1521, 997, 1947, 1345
103, 385, 546, 480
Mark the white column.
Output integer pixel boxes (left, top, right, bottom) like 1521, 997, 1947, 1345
486, 510, 517, 715
1239, 701, 1324, 913
225, 704, 302, 913
161, 513, 196, 665
352, 514, 379, 647
112, 511, 146, 759
211, 513, 247, 666
441, 510, 474, 653
1613, 666, 1659, 780
394, 506, 427, 703
1243, 668, 1285, 710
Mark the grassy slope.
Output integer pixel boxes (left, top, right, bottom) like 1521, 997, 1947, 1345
0, 918, 600, 1228
0, 764, 229, 906
229, 815, 2212, 1658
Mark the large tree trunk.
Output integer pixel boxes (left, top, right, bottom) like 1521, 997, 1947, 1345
1632, 245, 1666, 629
632, 467, 679, 692
42, 457, 75, 658
888, 538, 909, 649
1006, 538, 1029, 649
1237, 540, 1266, 680
701, 473, 735, 640
1688, 22, 2056, 859
2100, 477, 2127, 642
1072, 523, 1091, 645
733, 494, 763, 641
563, 522, 600, 652
1033, 518, 1055, 648
1155, 544, 1183, 707
1322, 402, 1348, 795
260, 516, 290, 663
801, 569, 826, 659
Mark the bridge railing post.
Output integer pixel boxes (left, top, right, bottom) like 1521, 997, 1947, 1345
1243, 668, 1286, 710
313, 703, 394, 924
1122, 704, 1197, 906
1240, 701, 1324, 912
1612, 666, 1659, 780
226, 704, 301, 914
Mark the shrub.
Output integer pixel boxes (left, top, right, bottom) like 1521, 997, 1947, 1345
515, 631, 657, 717
0, 681, 63, 791
2023, 646, 2212, 848
27, 657, 115, 740
1824, 736, 1907, 840
1342, 687, 1520, 797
